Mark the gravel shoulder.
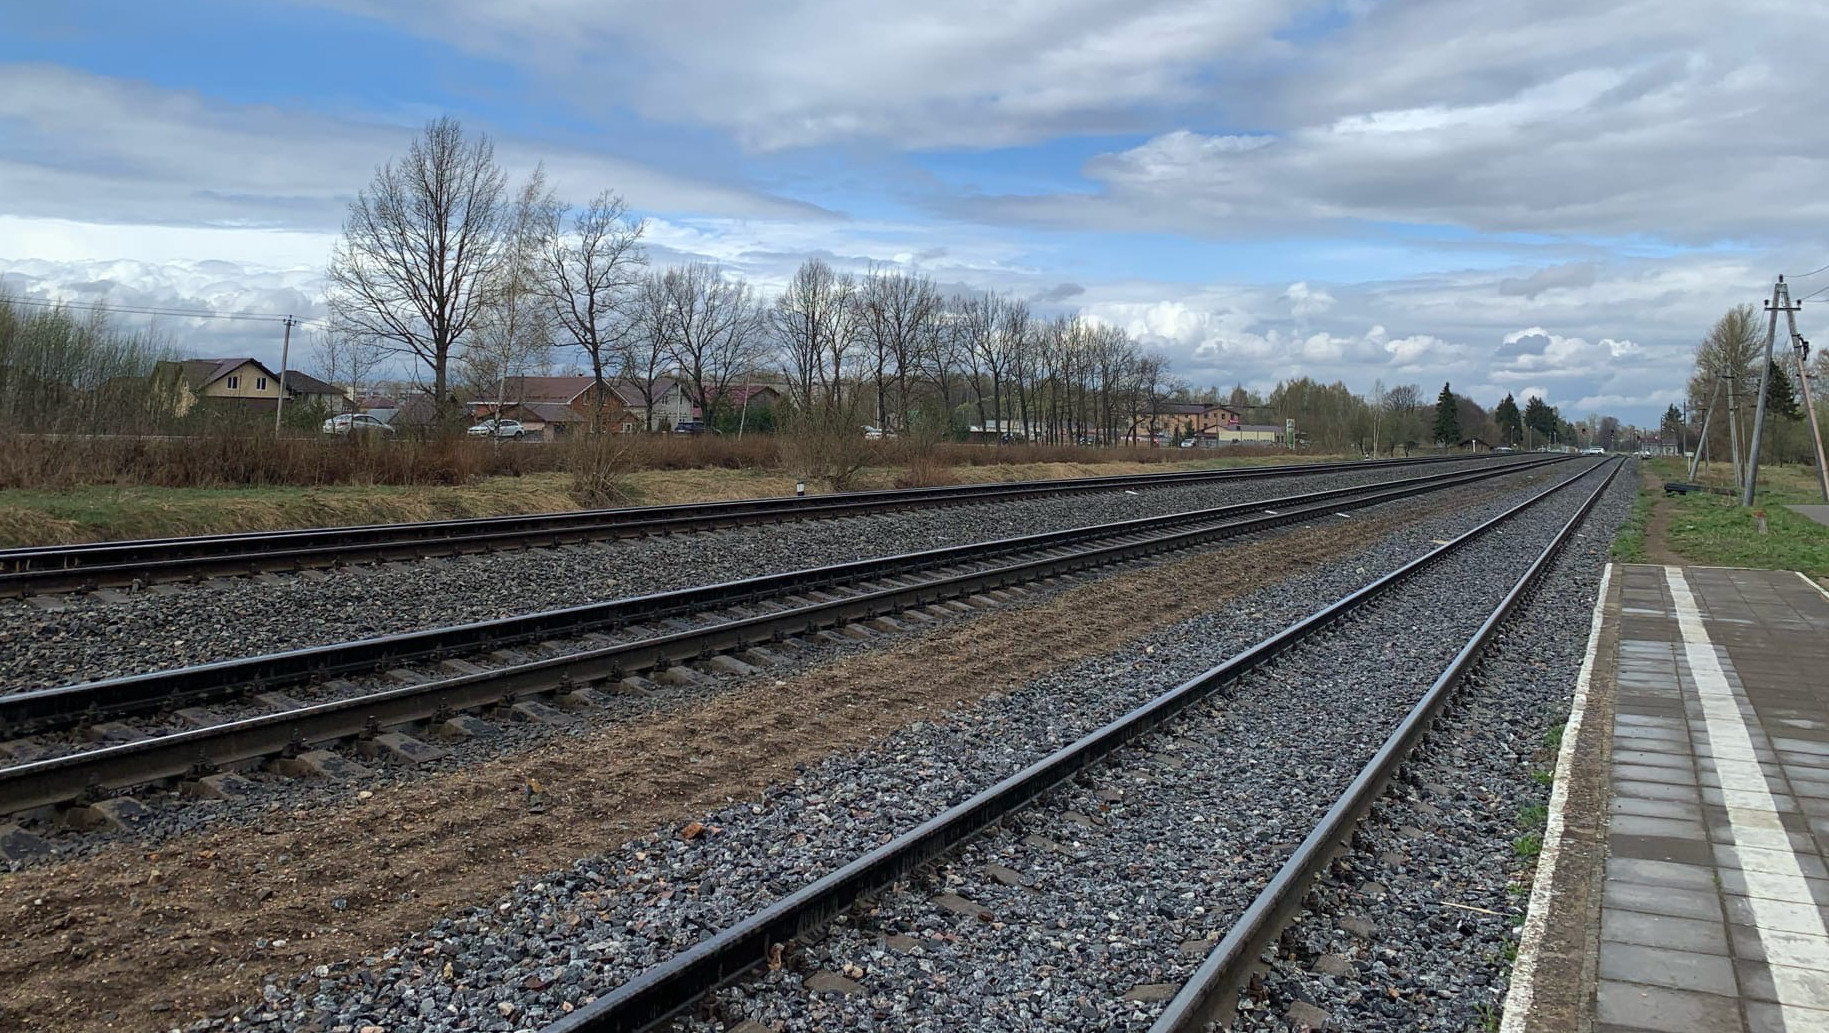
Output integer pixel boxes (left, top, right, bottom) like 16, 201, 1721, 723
0, 457, 1525, 694
0, 471, 1551, 1033
1230, 472, 1632, 1032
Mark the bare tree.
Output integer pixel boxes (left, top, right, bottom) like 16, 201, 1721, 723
326, 117, 509, 424
656, 263, 766, 431
538, 190, 647, 431
857, 265, 942, 433
310, 330, 387, 409
462, 168, 558, 424
622, 271, 676, 431
772, 258, 859, 419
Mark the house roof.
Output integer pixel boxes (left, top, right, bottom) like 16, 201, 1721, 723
282, 370, 339, 395
170, 357, 281, 391
487, 375, 600, 405
703, 384, 781, 406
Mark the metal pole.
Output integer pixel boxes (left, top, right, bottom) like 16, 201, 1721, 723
274, 316, 295, 438
1743, 279, 1785, 506
1790, 333, 1829, 503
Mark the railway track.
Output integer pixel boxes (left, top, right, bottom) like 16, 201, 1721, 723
526, 456, 1623, 1033
0, 453, 1495, 597
0, 455, 1568, 818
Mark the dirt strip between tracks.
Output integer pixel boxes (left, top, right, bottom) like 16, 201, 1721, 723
0, 476, 1543, 1032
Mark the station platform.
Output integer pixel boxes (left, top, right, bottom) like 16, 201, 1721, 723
1505, 564, 1829, 1033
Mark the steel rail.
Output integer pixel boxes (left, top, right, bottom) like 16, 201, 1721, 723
0, 454, 1496, 596
533, 458, 1618, 1033
0, 458, 1576, 815
0, 456, 1565, 738
1151, 456, 1623, 1032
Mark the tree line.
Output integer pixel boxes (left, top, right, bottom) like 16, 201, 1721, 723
1683, 303, 1829, 475
321, 118, 1171, 442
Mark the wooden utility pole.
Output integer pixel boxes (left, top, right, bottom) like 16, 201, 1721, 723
274, 315, 296, 438
1727, 369, 1744, 490
1688, 375, 1722, 482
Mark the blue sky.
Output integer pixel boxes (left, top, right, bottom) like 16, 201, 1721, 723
3, 0, 1826, 425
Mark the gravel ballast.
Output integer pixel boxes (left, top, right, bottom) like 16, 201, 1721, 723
231, 459, 1626, 1033
0, 456, 1534, 695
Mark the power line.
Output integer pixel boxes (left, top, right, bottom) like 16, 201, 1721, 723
0, 293, 324, 327
1793, 261, 1829, 281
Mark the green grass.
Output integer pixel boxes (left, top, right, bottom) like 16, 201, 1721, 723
1646, 457, 1829, 576
1610, 479, 1657, 562
1513, 833, 1543, 859
1542, 722, 1565, 753
1517, 803, 1549, 829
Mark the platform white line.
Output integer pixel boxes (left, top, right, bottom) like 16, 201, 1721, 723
1500, 563, 1613, 1033
1797, 570, 1829, 604
1667, 566, 1829, 1022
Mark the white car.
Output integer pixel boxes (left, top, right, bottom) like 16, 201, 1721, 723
468, 419, 526, 439
1582, 446, 1605, 455
321, 413, 395, 436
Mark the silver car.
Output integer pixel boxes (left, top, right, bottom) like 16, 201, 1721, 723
322, 413, 395, 436
468, 418, 527, 439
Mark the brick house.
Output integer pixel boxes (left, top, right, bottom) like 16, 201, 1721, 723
474, 375, 697, 433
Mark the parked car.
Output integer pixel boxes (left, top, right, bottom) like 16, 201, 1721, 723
861, 425, 886, 440
673, 421, 712, 435
1494, 445, 1514, 453
322, 413, 395, 437
1178, 439, 1197, 448
1583, 446, 1606, 455
467, 419, 526, 439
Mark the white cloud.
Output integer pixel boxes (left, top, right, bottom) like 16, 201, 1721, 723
307, 0, 1304, 150
1284, 281, 1335, 319
0, 63, 823, 235
969, 2, 1829, 243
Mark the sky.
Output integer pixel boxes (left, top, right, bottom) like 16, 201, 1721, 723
3, 0, 1827, 426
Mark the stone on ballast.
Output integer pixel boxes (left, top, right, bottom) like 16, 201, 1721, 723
0, 823, 52, 862
932, 893, 991, 920
984, 864, 1028, 887
803, 971, 866, 996
1287, 1001, 1333, 1030
1313, 953, 1356, 978
1124, 983, 1179, 1002
1337, 914, 1378, 940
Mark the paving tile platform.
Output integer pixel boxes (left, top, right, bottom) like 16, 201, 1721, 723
1506, 564, 1829, 1033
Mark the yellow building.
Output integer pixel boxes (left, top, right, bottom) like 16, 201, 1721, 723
153, 357, 286, 416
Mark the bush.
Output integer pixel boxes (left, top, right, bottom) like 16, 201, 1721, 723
564, 434, 637, 508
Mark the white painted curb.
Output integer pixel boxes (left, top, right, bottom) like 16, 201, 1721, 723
1498, 562, 1613, 1033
